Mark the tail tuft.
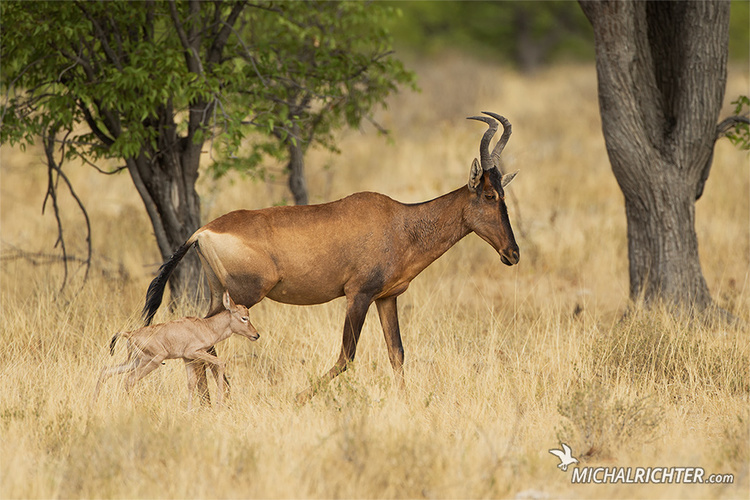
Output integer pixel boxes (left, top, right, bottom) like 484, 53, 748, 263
142, 240, 195, 325
109, 333, 121, 356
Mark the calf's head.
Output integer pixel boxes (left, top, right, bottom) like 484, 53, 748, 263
223, 291, 260, 341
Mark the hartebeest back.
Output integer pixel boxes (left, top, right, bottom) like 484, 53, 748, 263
142, 111, 519, 402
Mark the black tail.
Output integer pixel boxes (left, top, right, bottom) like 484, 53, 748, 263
142, 240, 195, 325
109, 332, 121, 355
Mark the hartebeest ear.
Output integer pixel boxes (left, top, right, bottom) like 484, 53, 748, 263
501, 170, 519, 188
222, 290, 235, 310
468, 158, 483, 193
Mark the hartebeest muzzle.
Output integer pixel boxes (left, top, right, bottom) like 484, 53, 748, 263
501, 246, 520, 266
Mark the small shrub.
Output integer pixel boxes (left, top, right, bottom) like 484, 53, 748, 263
556, 380, 663, 459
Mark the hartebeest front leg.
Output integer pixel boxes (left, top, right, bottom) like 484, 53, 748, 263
296, 293, 371, 403
376, 296, 406, 391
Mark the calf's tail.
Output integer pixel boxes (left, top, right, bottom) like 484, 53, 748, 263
141, 239, 197, 325
109, 332, 121, 356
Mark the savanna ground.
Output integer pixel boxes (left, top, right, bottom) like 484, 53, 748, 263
1, 58, 748, 499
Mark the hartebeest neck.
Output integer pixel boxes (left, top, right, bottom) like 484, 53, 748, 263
401, 186, 473, 266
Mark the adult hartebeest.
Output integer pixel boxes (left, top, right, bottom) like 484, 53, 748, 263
142, 111, 519, 402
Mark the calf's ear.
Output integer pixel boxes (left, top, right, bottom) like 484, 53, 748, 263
222, 290, 234, 310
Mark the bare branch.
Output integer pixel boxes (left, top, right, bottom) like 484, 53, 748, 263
41, 124, 93, 291
363, 114, 389, 137
78, 154, 127, 175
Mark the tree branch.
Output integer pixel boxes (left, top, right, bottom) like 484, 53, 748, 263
59, 47, 96, 80
207, 1, 247, 64
74, 0, 124, 70
716, 115, 750, 138
77, 99, 116, 146
169, 0, 202, 75
41, 124, 93, 291
696, 114, 750, 200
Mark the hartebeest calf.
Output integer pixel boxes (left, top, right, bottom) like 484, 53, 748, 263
142, 111, 519, 402
95, 291, 259, 409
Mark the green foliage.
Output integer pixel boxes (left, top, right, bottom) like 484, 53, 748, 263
725, 96, 750, 151
0, 1, 414, 179
210, 1, 416, 177
388, 0, 749, 68
1, 1, 226, 161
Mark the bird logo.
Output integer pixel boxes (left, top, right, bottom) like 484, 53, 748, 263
549, 443, 579, 471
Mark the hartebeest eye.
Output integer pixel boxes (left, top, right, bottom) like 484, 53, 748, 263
485, 192, 497, 201
241, 316, 249, 323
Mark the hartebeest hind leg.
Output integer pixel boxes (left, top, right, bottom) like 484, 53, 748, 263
376, 296, 406, 391
296, 293, 371, 403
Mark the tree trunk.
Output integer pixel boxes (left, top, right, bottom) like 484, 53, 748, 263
286, 123, 309, 206
623, 158, 711, 309
580, 0, 730, 310
125, 106, 204, 303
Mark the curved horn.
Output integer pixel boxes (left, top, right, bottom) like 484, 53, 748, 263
482, 111, 512, 169
466, 115, 497, 171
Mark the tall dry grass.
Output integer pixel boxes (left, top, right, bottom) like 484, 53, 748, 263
1, 58, 748, 499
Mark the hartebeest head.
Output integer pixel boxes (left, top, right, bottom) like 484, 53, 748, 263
465, 112, 520, 266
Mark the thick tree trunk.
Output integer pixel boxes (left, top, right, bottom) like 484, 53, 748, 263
580, 0, 730, 310
287, 138, 308, 206
285, 122, 309, 206
125, 111, 204, 303
622, 158, 711, 309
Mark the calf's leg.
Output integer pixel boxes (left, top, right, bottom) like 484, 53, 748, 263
124, 354, 165, 393
184, 360, 199, 411
185, 350, 227, 407
93, 358, 140, 403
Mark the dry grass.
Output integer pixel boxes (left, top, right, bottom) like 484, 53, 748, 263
1, 58, 748, 499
